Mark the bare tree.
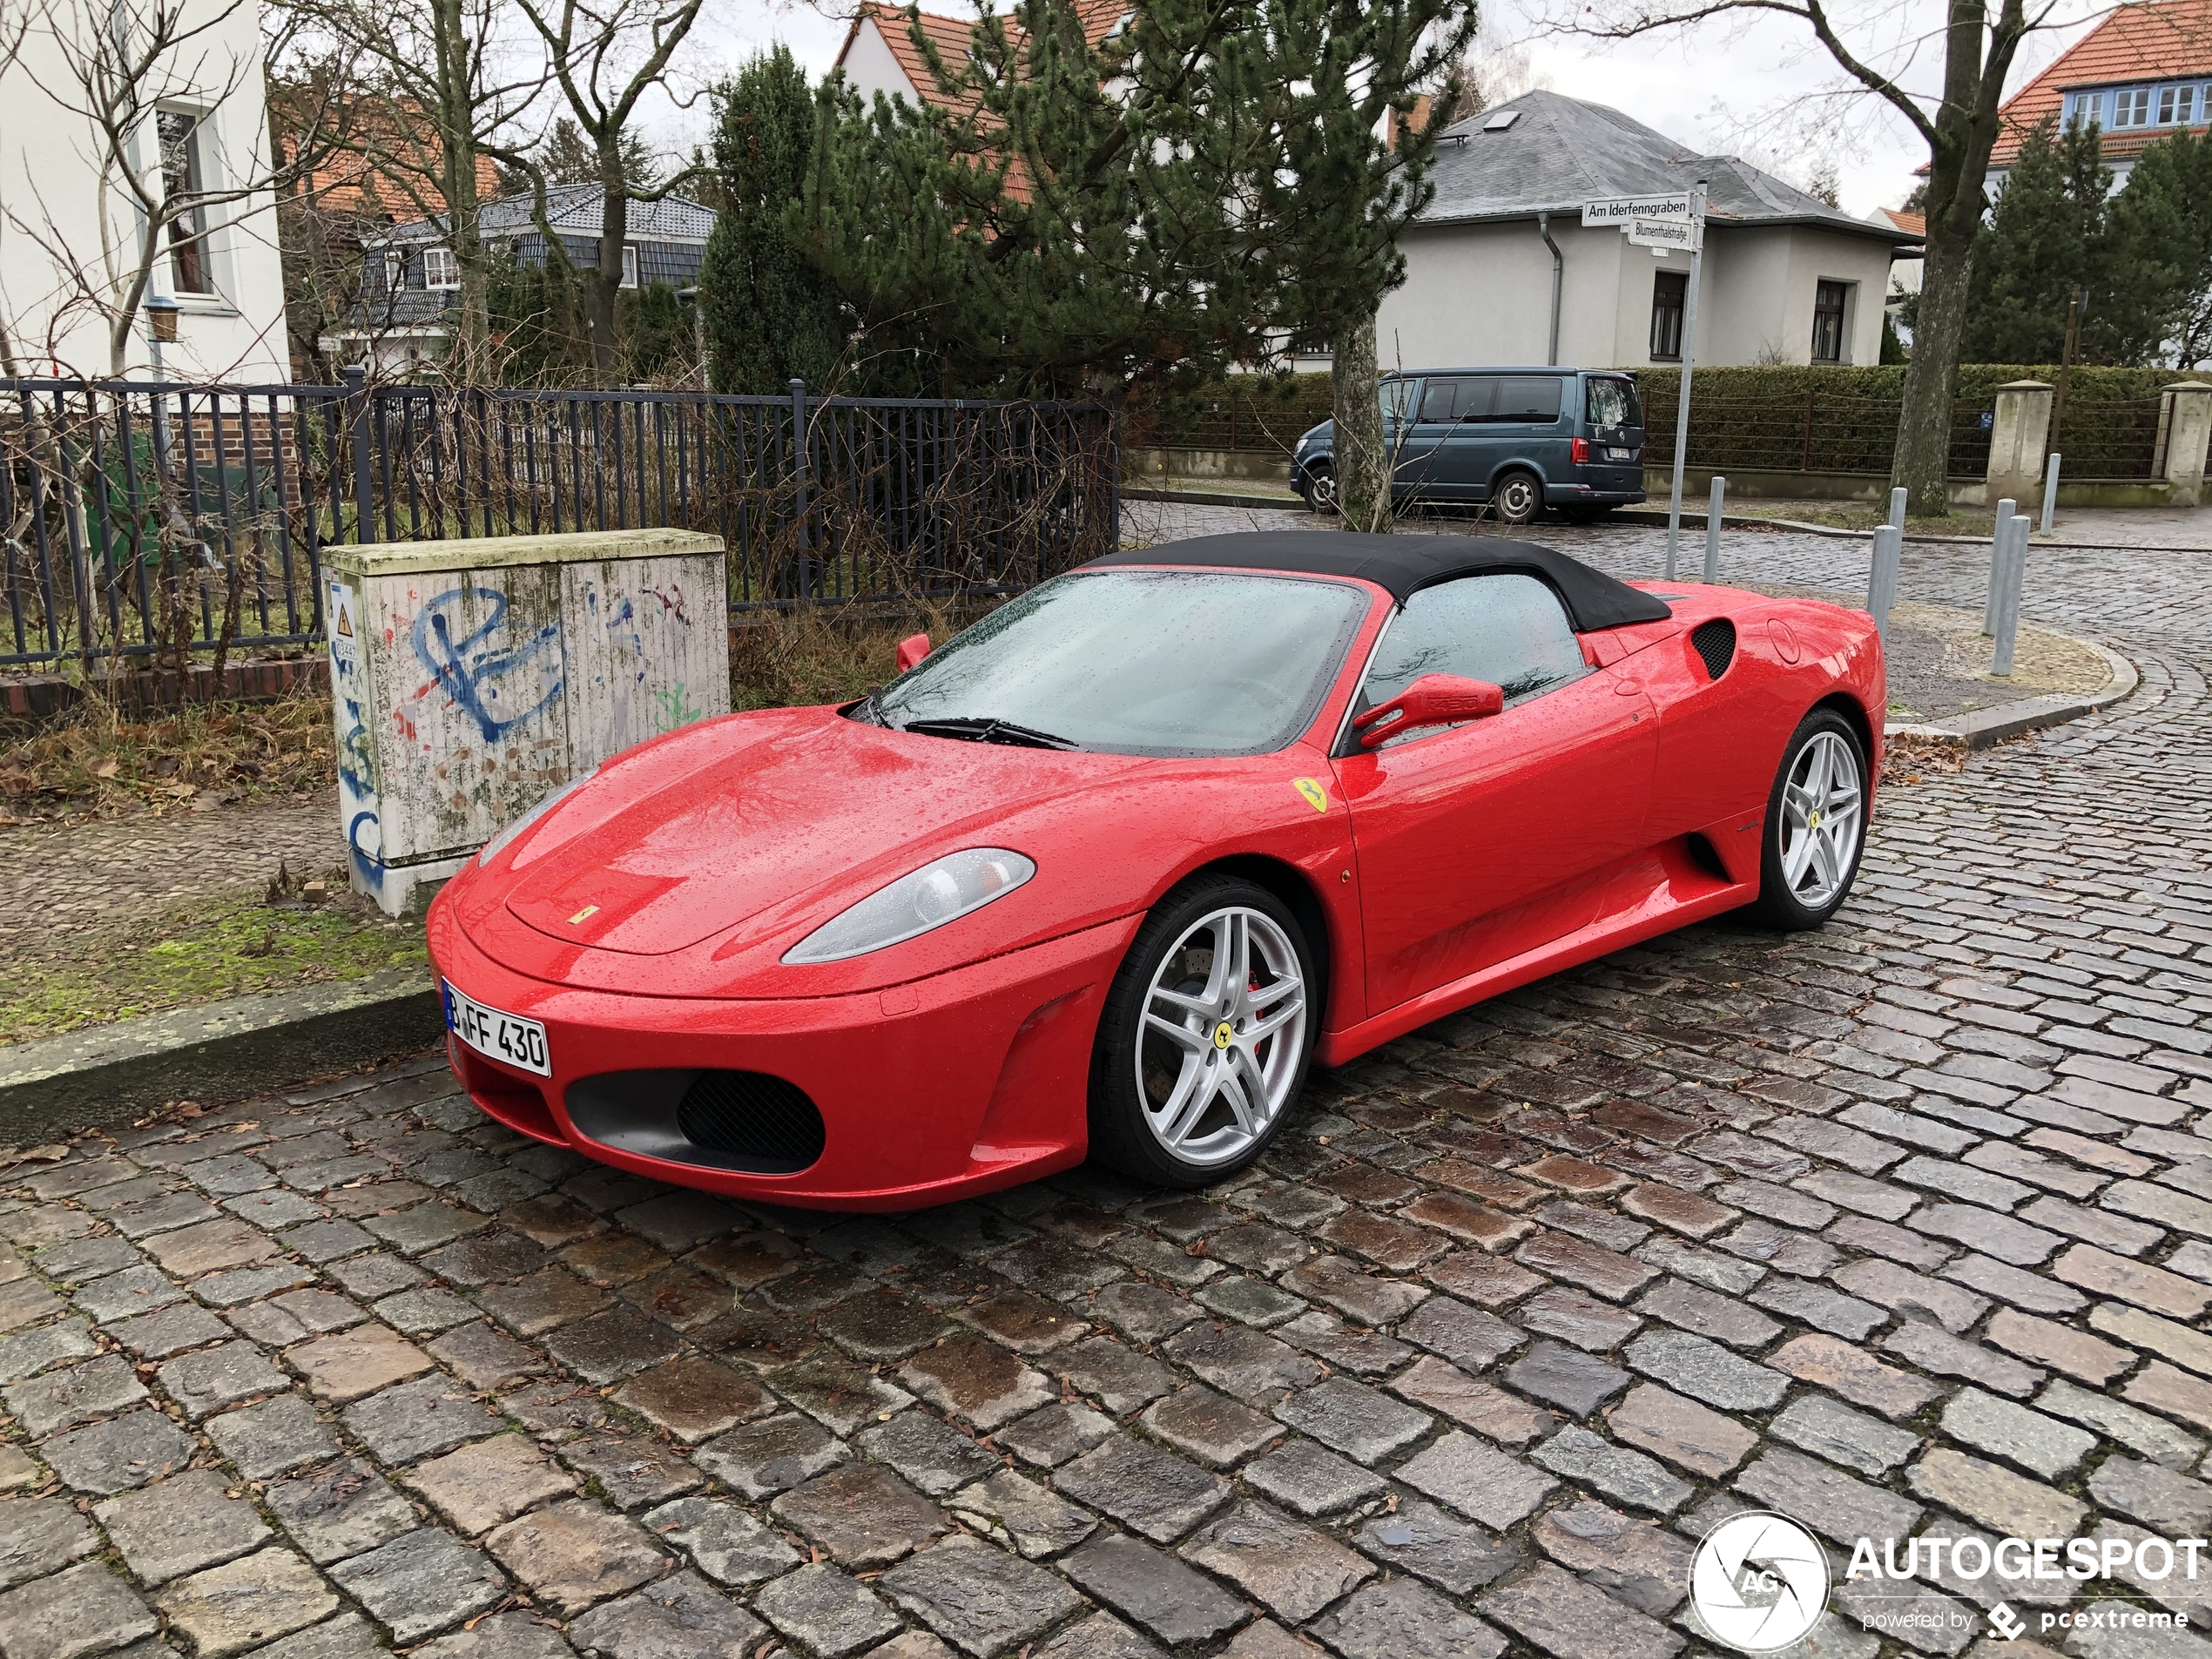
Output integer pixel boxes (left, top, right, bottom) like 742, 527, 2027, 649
505, 0, 706, 385
4, 0, 337, 376
1546, 0, 2096, 515
272, 0, 544, 381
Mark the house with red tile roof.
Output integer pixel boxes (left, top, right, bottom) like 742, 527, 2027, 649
835, 2, 1129, 114
1988, 0, 2212, 189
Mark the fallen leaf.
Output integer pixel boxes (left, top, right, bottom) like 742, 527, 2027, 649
92, 758, 118, 779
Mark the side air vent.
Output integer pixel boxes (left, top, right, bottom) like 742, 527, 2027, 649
1690, 618, 1737, 681
677, 1071, 826, 1172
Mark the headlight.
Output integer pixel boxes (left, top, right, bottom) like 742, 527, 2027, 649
477, 768, 597, 867
782, 848, 1035, 965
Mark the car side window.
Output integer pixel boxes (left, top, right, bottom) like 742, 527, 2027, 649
1418, 379, 1471, 422
1494, 377, 1564, 424
1355, 574, 1589, 736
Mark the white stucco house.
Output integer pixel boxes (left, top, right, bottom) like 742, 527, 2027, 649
0, 0, 291, 381
1376, 91, 1920, 373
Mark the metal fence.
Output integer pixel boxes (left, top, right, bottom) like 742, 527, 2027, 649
0, 376, 1120, 671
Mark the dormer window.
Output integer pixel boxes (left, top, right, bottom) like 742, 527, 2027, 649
423, 246, 459, 290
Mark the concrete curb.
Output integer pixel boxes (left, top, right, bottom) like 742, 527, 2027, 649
0, 968, 443, 1142
1123, 485, 1309, 511
1886, 640, 2140, 751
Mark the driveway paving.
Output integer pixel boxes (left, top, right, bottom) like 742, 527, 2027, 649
1, 520, 2208, 1656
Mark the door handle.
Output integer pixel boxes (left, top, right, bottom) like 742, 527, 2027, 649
1614, 678, 1643, 696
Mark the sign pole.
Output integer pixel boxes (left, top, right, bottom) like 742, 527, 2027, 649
1663, 179, 1707, 581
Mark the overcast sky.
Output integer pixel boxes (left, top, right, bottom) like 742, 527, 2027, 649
644, 0, 2110, 221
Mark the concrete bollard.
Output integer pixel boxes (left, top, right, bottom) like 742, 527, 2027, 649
1866, 524, 1901, 645
1703, 476, 1725, 583
1889, 485, 1907, 534
2040, 453, 2061, 534
1985, 499, 2016, 637
1991, 513, 2029, 678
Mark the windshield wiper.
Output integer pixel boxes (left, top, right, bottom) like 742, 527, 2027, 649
897, 715, 1080, 751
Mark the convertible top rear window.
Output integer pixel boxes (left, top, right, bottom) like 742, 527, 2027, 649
869, 570, 1369, 758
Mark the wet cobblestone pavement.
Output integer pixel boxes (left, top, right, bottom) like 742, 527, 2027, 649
1, 523, 2208, 1659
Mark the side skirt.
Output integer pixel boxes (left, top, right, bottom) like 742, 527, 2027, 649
1315, 845, 1758, 1069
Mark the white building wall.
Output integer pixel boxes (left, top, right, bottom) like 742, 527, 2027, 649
0, 0, 290, 381
1378, 218, 1896, 372
840, 17, 921, 106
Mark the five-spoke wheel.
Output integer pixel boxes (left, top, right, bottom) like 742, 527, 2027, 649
1755, 709, 1870, 928
1089, 877, 1318, 1185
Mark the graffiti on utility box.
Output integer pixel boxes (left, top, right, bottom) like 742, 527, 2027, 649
325, 530, 730, 916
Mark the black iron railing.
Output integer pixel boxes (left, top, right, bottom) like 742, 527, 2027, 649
0, 375, 1120, 670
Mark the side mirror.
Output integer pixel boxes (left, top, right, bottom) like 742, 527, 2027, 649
895, 632, 931, 673
1352, 673, 1504, 749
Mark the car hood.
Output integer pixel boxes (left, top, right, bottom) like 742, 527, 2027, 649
489, 705, 1152, 958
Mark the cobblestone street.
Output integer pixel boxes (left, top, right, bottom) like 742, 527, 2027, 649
2, 520, 2209, 1659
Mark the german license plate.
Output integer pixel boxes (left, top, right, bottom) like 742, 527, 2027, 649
443, 981, 550, 1076
1607, 446, 1635, 461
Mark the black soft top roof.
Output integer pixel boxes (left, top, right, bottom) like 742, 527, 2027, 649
1082, 530, 1673, 632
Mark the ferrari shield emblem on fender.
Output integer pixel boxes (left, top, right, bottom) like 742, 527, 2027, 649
1291, 778, 1329, 813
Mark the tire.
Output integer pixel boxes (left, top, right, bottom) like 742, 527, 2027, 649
1299, 463, 1338, 515
1752, 707, 1870, 930
1088, 875, 1320, 1188
1490, 469, 1543, 524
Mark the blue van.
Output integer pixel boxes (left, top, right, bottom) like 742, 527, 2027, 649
1289, 368, 1646, 524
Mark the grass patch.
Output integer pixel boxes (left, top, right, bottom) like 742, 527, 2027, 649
0, 686, 334, 826
0, 887, 427, 1048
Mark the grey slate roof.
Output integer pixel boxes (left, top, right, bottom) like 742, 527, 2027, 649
372, 183, 716, 246
1418, 90, 1915, 243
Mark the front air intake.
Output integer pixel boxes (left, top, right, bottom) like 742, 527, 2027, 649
565, 1068, 826, 1174
676, 1070, 826, 1171
1690, 618, 1737, 681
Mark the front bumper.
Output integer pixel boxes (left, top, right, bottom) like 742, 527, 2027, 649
426, 906, 1142, 1211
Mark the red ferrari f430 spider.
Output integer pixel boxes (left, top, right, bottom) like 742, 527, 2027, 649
428, 532, 1882, 1210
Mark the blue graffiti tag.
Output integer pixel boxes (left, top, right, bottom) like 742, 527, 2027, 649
411, 587, 564, 743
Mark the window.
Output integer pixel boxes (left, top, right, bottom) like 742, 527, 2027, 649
158, 110, 212, 295
383, 250, 404, 292
1380, 379, 1419, 423
422, 246, 459, 290
1586, 377, 1642, 430
2157, 84, 2199, 126
1811, 280, 1850, 364
2114, 86, 2153, 128
1356, 575, 1588, 740
1650, 271, 1687, 361
1418, 379, 1483, 422
1494, 376, 1563, 423
870, 570, 1369, 758
620, 245, 640, 288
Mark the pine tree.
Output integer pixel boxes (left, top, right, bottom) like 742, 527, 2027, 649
802, 0, 1475, 401
698, 48, 846, 394
2094, 128, 2212, 365
1962, 118, 2108, 364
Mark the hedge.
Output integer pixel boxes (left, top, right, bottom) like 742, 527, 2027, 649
1129, 363, 2182, 479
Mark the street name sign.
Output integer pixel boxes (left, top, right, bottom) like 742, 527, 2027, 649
1581, 194, 1696, 226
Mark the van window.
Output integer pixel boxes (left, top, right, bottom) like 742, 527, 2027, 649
1418, 379, 1475, 421
1382, 380, 1419, 422
1493, 377, 1564, 423
1586, 378, 1642, 429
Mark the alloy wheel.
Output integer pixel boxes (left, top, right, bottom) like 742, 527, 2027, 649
1494, 474, 1539, 522
1135, 905, 1308, 1167
1777, 730, 1864, 909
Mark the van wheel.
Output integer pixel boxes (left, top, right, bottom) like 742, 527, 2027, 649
1299, 464, 1338, 515
1491, 470, 1542, 524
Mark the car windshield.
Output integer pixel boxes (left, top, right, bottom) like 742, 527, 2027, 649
869, 570, 1370, 757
